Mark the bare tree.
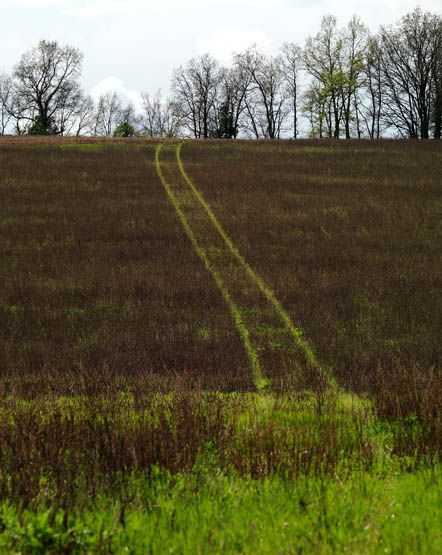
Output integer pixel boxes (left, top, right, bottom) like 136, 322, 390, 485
380, 8, 442, 139
235, 46, 289, 139
54, 87, 86, 135
358, 36, 384, 139
172, 54, 221, 138
432, 36, 442, 138
340, 16, 369, 138
93, 91, 122, 136
12, 39, 83, 134
280, 42, 303, 139
209, 66, 251, 138
0, 73, 14, 135
118, 102, 141, 130
71, 94, 96, 136
141, 91, 181, 137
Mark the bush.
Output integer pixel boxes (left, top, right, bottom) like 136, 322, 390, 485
114, 121, 135, 137
28, 116, 58, 135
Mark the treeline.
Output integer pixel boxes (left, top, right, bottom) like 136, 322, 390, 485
1, 7, 441, 139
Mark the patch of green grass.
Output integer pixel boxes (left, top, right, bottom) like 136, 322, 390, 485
58, 142, 156, 152
1, 465, 441, 554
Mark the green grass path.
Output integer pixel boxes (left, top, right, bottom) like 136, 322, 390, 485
155, 142, 334, 390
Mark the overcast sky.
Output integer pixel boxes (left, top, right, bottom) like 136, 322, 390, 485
1, 0, 442, 108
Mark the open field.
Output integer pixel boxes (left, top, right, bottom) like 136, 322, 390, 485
0, 138, 441, 552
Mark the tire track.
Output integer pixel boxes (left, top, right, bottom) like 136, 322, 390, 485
155, 141, 336, 391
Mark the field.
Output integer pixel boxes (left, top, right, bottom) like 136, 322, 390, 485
0, 137, 441, 553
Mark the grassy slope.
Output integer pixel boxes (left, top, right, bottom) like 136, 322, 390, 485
0, 139, 441, 553
184, 140, 442, 382
0, 143, 251, 389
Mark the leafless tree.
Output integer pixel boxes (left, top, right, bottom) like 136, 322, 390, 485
209, 66, 251, 138
71, 94, 96, 136
280, 42, 303, 139
432, 36, 442, 138
141, 91, 181, 137
0, 73, 14, 134
172, 54, 221, 138
12, 39, 83, 134
358, 36, 384, 139
340, 16, 369, 138
235, 46, 289, 139
93, 91, 122, 136
54, 87, 86, 135
380, 8, 442, 139
119, 102, 141, 129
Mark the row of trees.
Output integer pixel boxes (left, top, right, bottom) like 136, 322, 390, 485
0, 41, 179, 138
0, 38, 180, 137
1, 7, 441, 139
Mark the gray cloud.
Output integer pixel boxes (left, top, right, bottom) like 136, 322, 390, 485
1, 0, 441, 100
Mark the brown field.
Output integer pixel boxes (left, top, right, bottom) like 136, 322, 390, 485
183, 140, 442, 387
2, 138, 440, 387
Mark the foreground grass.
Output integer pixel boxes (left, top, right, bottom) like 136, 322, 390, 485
0, 389, 440, 553
1, 465, 441, 554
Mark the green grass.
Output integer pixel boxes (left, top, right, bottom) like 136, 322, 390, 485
1, 466, 442, 554
0, 388, 439, 552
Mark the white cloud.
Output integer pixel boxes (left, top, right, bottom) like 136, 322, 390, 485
147, 0, 285, 8
90, 76, 143, 111
61, 0, 285, 18
197, 28, 272, 63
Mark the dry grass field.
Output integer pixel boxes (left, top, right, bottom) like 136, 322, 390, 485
185, 140, 442, 381
0, 137, 441, 553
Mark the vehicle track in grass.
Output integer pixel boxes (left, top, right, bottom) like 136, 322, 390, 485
155, 142, 336, 391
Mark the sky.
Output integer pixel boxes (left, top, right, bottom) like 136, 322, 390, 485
1, 0, 442, 109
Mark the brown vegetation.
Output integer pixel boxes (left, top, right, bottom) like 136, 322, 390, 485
0, 138, 441, 508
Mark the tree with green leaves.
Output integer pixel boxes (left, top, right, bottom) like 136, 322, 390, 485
304, 15, 345, 138
113, 121, 135, 137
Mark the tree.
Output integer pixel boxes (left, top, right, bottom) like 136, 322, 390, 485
304, 15, 345, 138
12, 39, 83, 135
93, 91, 122, 136
432, 36, 442, 138
380, 8, 442, 139
28, 115, 58, 135
114, 121, 135, 137
359, 36, 384, 139
280, 42, 303, 139
71, 94, 95, 136
0, 73, 14, 135
171, 54, 221, 138
340, 16, 369, 138
209, 66, 250, 138
114, 102, 141, 136
141, 91, 181, 138
235, 46, 289, 139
